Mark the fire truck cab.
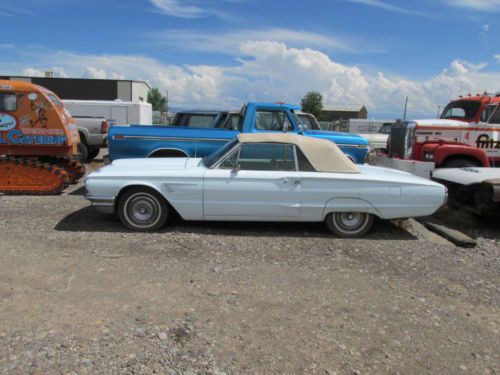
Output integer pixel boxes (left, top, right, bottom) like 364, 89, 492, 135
376, 93, 500, 178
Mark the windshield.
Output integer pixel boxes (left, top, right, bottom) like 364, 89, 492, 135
440, 100, 481, 121
202, 139, 239, 168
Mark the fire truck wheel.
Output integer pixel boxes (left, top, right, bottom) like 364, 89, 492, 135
441, 158, 479, 169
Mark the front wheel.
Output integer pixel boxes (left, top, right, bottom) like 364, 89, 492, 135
325, 212, 374, 238
118, 188, 169, 231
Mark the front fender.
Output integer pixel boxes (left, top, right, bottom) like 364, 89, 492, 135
423, 144, 490, 167
322, 198, 382, 220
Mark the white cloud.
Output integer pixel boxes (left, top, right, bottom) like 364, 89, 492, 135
83, 67, 107, 79
149, 0, 204, 18
21, 66, 68, 78
341, 0, 430, 16
495, 54, 500, 63
149, 27, 374, 54
443, 0, 500, 11
8, 44, 500, 117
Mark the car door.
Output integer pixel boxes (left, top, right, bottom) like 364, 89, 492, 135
203, 143, 301, 219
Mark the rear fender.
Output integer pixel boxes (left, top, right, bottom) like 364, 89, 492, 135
322, 198, 382, 220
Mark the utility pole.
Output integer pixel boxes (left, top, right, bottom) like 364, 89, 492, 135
436, 105, 443, 119
403, 96, 409, 120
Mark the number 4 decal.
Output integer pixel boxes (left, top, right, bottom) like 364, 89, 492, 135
464, 132, 470, 141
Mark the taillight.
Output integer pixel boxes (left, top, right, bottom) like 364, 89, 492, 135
100, 120, 108, 134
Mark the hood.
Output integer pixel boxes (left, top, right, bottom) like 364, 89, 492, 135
413, 119, 469, 127
110, 157, 191, 170
302, 130, 369, 146
432, 167, 500, 186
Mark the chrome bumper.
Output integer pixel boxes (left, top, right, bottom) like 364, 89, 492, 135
84, 194, 115, 214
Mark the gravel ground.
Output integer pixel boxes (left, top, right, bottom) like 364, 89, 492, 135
0, 159, 498, 374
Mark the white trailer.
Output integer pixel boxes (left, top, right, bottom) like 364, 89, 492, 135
63, 100, 152, 126
349, 119, 395, 134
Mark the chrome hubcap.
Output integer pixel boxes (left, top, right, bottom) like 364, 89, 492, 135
126, 194, 160, 227
338, 212, 364, 229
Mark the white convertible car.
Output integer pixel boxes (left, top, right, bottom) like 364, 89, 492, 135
85, 133, 446, 237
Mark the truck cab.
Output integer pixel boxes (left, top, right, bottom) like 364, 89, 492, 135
377, 94, 500, 177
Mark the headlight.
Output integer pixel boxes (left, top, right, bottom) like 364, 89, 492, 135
423, 152, 434, 161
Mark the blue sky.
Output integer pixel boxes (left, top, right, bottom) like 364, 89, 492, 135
1, 0, 499, 117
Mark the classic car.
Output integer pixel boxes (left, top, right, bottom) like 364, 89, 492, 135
85, 133, 447, 237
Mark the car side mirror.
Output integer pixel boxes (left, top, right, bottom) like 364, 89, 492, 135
231, 164, 241, 173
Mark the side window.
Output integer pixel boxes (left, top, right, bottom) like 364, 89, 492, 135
236, 143, 296, 171
229, 114, 242, 130
188, 115, 216, 128
0, 93, 17, 112
296, 147, 316, 172
255, 110, 292, 131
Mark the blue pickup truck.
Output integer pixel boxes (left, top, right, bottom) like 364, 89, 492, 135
108, 102, 370, 164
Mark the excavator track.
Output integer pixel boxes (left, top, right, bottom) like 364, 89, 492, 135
0, 157, 70, 195
40, 156, 85, 184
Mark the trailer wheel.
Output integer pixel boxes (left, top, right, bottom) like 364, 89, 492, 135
77, 142, 89, 162
118, 187, 169, 231
325, 212, 374, 238
441, 158, 479, 168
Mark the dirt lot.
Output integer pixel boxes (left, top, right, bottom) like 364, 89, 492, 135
0, 160, 499, 375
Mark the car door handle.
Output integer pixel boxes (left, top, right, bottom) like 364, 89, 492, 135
282, 177, 301, 185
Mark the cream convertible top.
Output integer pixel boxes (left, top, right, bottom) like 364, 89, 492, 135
237, 133, 360, 174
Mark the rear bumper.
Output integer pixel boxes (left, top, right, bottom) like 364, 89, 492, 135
87, 134, 108, 147
84, 194, 115, 214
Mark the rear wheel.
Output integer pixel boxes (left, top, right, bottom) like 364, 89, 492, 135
326, 212, 374, 238
441, 158, 479, 168
77, 142, 88, 162
118, 188, 169, 231
86, 147, 100, 162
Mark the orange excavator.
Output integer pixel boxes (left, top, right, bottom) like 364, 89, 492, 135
0, 80, 85, 194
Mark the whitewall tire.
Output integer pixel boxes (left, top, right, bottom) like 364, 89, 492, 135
118, 187, 169, 231
326, 212, 374, 238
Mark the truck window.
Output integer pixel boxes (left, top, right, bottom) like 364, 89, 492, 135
226, 114, 242, 130
441, 100, 481, 121
489, 106, 500, 124
0, 93, 17, 111
298, 115, 314, 130
255, 110, 292, 131
188, 114, 216, 128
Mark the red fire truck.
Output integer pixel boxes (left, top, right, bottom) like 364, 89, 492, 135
377, 93, 500, 178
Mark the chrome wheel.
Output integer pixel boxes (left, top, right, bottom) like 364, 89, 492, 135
326, 212, 374, 238
118, 188, 169, 231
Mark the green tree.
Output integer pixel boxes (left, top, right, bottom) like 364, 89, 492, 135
301, 91, 323, 118
148, 88, 168, 112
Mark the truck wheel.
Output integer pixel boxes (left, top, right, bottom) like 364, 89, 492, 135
441, 158, 479, 168
118, 187, 169, 231
86, 147, 100, 162
325, 212, 374, 238
77, 142, 89, 162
